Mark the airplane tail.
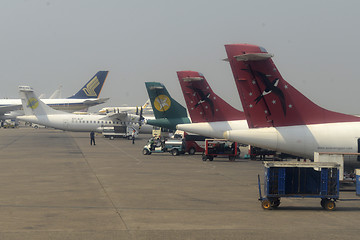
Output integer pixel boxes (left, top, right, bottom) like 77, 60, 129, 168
145, 82, 188, 120
68, 71, 109, 99
142, 99, 151, 109
224, 44, 360, 128
177, 71, 245, 123
19, 86, 62, 116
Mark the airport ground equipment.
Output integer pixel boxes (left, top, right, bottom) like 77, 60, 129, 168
258, 161, 340, 210
142, 138, 185, 156
102, 126, 136, 140
202, 139, 238, 161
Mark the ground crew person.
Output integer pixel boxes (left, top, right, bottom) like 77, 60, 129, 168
132, 129, 136, 144
90, 131, 95, 145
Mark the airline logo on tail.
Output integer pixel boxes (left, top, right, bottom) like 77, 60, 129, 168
82, 76, 100, 97
188, 86, 215, 116
27, 98, 39, 109
154, 95, 171, 112
253, 71, 287, 116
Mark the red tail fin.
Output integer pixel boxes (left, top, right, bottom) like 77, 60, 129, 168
225, 44, 360, 128
177, 71, 245, 123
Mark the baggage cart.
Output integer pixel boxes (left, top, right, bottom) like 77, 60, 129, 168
202, 139, 238, 161
258, 161, 340, 210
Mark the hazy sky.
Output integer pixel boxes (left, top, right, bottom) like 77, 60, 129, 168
1, 0, 360, 113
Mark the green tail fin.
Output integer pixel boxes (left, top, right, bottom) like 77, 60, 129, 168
145, 82, 190, 130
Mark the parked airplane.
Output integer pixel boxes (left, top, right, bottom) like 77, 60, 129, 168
17, 86, 142, 133
98, 99, 153, 115
176, 71, 247, 138
0, 71, 109, 120
145, 82, 190, 130
223, 43, 360, 169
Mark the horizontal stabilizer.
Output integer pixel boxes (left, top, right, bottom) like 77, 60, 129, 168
83, 98, 109, 106
234, 53, 273, 61
182, 77, 204, 82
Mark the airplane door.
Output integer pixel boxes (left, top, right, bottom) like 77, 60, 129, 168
63, 120, 69, 130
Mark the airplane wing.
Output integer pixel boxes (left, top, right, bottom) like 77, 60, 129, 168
0, 104, 22, 115
106, 112, 128, 120
107, 112, 141, 122
83, 98, 109, 106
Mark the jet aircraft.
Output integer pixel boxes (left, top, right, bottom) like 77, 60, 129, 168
0, 71, 109, 121
98, 99, 153, 115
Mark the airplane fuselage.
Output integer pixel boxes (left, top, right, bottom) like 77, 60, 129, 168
0, 98, 105, 116
17, 114, 140, 133
224, 122, 360, 167
177, 120, 248, 138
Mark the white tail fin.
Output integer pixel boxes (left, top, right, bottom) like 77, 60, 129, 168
142, 99, 151, 109
19, 86, 63, 116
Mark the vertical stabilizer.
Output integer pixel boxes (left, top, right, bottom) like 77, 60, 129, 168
225, 44, 360, 128
145, 82, 188, 120
19, 86, 62, 116
68, 71, 109, 99
177, 71, 245, 123
145, 82, 190, 130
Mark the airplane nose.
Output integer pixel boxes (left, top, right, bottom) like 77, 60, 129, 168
223, 131, 229, 139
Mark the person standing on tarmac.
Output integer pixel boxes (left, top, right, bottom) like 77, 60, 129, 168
90, 131, 95, 145
132, 129, 136, 144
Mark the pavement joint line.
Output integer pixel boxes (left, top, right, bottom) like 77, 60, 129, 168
103, 139, 144, 165
70, 133, 130, 231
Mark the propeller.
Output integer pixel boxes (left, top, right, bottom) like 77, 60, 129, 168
139, 107, 145, 128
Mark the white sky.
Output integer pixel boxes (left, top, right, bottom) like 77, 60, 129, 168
1, 0, 360, 113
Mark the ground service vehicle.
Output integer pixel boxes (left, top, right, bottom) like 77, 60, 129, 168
143, 138, 185, 156
202, 139, 238, 161
172, 130, 205, 155
102, 126, 136, 139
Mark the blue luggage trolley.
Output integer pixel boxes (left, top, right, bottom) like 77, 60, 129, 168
258, 161, 340, 210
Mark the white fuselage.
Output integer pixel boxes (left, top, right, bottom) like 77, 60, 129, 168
0, 98, 102, 116
177, 120, 249, 138
99, 106, 153, 115
224, 122, 360, 168
178, 120, 360, 169
17, 114, 140, 133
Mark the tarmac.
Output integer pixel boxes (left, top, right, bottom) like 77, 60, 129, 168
0, 127, 359, 240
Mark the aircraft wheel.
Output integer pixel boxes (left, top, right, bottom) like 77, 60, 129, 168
261, 199, 273, 210
188, 147, 196, 155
